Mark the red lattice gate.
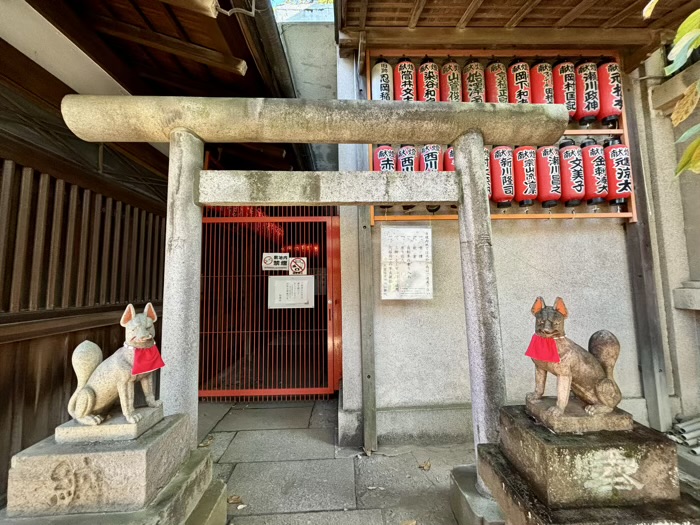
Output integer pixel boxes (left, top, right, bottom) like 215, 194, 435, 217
199, 206, 342, 401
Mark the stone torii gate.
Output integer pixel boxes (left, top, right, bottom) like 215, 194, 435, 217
61, 96, 568, 494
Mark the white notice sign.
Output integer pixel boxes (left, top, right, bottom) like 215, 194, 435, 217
381, 225, 433, 300
268, 276, 315, 309
262, 253, 289, 271
288, 257, 308, 275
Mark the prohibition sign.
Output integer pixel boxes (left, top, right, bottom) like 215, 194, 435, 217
263, 255, 273, 266
289, 257, 307, 275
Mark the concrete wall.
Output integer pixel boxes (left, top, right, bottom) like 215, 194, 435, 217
336, 50, 699, 446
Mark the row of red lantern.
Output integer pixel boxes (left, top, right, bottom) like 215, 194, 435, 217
372, 138, 632, 208
489, 138, 632, 208
372, 57, 623, 126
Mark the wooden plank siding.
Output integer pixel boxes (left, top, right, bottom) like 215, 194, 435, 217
0, 153, 166, 505
0, 155, 166, 315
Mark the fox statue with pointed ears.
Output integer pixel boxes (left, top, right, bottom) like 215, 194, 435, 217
526, 297, 623, 417
68, 303, 164, 425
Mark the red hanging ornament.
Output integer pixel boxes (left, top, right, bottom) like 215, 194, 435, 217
373, 144, 396, 172
417, 56, 440, 102
490, 146, 514, 208
598, 58, 623, 126
371, 58, 393, 101
604, 137, 632, 206
558, 138, 585, 207
574, 60, 600, 125
553, 60, 576, 118
485, 61, 508, 103
394, 58, 416, 101
581, 138, 608, 204
444, 145, 455, 171
398, 144, 418, 211
440, 60, 462, 102
462, 60, 485, 103
530, 61, 554, 104
536, 145, 562, 208
508, 58, 531, 104
419, 144, 443, 171
513, 146, 537, 207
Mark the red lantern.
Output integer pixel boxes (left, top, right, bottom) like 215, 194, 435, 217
419, 144, 443, 171
604, 138, 632, 206
574, 61, 600, 125
598, 59, 623, 126
553, 60, 576, 118
463, 60, 485, 103
513, 146, 537, 207
371, 58, 393, 101
394, 58, 416, 101
398, 145, 418, 211
490, 146, 514, 208
373, 145, 396, 171
440, 60, 462, 102
558, 138, 585, 207
536, 146, 561, 207
508, 59, 531, 104
581, 138, 608, 204
485, 147, 492, 199
530, 61, 554, 104
485, 61, 508, 103
444, 145, 455, 171
418, 57, 440, 102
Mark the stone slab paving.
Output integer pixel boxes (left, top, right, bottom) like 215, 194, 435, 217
227, 458, 356, 516
309, 399, 338, 429
213, 463, 233, 483
198, 403, 232, 442
220, 428, 335, 463
201, 431, 237, 462
233, 510, 384, 525
214, 407, 312, 432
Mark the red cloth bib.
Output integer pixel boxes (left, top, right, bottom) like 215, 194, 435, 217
525, 334, 560, 363
132, 345, 165, 375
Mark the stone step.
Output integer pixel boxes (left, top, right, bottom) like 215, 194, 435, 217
499, 405, 679, 509
0, 449, 219, 525
7, 414, 190, 517
478, 444, 700, 525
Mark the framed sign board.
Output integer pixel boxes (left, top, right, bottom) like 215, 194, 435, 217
380, 224, 433, 300
268, 275, 315, 309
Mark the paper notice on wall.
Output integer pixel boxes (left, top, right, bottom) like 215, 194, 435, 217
381, 225, 433, 300
268, 276, 315, 309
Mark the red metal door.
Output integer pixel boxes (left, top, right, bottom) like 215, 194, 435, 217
199, 206, 341, 401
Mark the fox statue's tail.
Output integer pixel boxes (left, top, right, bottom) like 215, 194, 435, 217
67, 341, 103, 418
589, 330, 622, 408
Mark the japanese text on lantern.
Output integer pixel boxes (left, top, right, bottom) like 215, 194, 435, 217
399, 62, 415, 100
563, 148, 584, 193
494, 147, 514, 196
610, 148, 632, 193
517, 148, 537, 196
581, 63, 599, 113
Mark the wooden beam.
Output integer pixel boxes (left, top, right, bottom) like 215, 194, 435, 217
408, 0, 428, 29
649, 0, 700, 29
651, 59, 700, 112
340, 26, 663, 48
554, 0, 599, 28
91, 16, 248, 76
456, 0, 485, 29
505, 0, 543, 29
359, 0, 368, 30
0, 38, 168, 179
0, 134, 165, 215
138, 68, 242, 97
24, 0, 153, 94
602, 0, 647, 29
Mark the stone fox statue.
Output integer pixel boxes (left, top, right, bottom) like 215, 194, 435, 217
68, 303, 164, 425
526, 297, 622, 417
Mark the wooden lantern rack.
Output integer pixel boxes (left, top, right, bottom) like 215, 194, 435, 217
364, 48, 637, 226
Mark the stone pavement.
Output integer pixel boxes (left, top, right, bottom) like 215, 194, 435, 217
198, 399, 470, 525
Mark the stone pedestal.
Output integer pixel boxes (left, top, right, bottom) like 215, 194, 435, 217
477, 406, 700, 525
55, 406, 164, 443
1, 414, 226, 525
525, 397, 633, 434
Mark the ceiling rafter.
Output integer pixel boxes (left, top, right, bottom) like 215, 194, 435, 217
359, 0, 369, 30
554, 0, 600, 28
408, 0, 428, 30
602, 0, 647, 29
91, 16, 248, 76
505, 0, 543, 29
456, 0, 485, 29
649, 0, 700, 29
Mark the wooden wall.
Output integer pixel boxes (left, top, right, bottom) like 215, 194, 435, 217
0, 155, 165, 505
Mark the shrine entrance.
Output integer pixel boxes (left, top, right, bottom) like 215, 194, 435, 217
199, 204, 342, 401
